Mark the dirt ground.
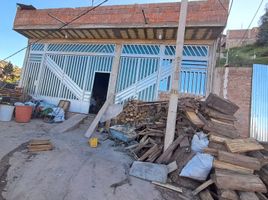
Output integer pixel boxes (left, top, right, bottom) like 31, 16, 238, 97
0, 119, 171, 200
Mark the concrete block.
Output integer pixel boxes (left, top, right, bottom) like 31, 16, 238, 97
129, 161, 168, 183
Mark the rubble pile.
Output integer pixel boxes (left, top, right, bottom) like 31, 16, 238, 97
112, 93, 268, 200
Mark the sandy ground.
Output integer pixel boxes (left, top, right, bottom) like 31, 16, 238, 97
0, 119, 166, 200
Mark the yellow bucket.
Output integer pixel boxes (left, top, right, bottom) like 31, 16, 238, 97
89, 138, 98, 148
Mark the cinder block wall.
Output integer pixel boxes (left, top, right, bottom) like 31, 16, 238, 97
213, 67, 252, 138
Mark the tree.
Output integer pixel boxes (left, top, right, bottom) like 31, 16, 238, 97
257, 3, 268, 46
0, 62, 21, 83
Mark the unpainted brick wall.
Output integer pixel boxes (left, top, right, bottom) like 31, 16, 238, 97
213, 67, 252, 138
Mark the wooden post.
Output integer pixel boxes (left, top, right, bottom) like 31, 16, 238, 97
105, 44, 122, 128
107, 44, 122, 102
164, 0, 188, 150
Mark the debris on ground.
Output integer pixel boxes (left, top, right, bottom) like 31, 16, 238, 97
27, 139, 53, 152
110, 93, 268, 199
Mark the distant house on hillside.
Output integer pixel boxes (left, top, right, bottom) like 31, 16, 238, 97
226, 27, 259, 49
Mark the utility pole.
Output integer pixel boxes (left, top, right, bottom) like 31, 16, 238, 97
164, 0, 188, 150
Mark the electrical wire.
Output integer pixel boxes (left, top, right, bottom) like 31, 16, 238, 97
239, 0, 264, 45
0, 0, 108, 62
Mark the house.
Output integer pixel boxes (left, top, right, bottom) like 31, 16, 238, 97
226, 27, 259, 49
13, 0, 229, 114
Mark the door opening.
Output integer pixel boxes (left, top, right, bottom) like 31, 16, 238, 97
89, 72, 110, 114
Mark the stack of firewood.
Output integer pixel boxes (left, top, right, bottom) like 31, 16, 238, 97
116, 94, 268, 199
0, 87, 26, 103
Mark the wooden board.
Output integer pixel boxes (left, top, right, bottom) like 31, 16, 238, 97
192, 179, 214, 196
152, 182, 183, 193
213, 160, 254, 174
220, 190, 239, 200
239, 192, 259, 200
29, 139, 50, 145
199, 189, 214, 200
85, 97, 112, 138
203, 106, 237, 122
204, 121, 240, 139
218, 151, 261, 170
209, 134, 229, 144
50, 114, 88, 134
205, 93, 239, 115
225, 138, 264, 153
203, 147, 218, 156
213, 169, 267, 193
185, 111, 205, 128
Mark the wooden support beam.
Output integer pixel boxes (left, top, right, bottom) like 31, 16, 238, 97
85, 96, 112, 138
105, 44, 122, 128
107, 44, 122, 103
164, 0, 188, 150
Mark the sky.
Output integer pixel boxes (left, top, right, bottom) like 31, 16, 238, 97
0, 0, 267, 67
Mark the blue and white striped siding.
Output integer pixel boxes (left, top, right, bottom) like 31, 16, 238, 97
39, 66, 61, 98
116, 57, 139, 92
47, 43, 115, 54
31, 44, 45, 52
23, 42, 210, 113
84, 56, 113, 92
23, 62, 41, 94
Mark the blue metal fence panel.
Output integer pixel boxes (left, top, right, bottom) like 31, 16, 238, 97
31, 43, 45, 51
251, 64, 268, 141
47, 43, 115, 54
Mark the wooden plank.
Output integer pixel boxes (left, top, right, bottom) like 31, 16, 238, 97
209, 142, 227, 151
204, 121, 240, 139
85, 97, 112, 138
29, 140, 50, 145
213, 160, 254, 174
50, 114, 88, 134
185, 111, 204, 128
239, 192, 259, 200
199, 189, 214, 200
164, 0, 188, 151
138, 144, 159, 161
203, 147, 218, 156
157, 134, 185, 164
209, 134, 229, 144
225, 138, 264, 153
205, 93, 239, 115
213, 169, 267, 193
152, 182, 183, 193
220, 190, 239, 200
203, 106, 237, 122
218, 151, 261, 170
192, 179, 214, 196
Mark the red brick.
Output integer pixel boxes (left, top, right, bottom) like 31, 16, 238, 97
14, 0, 228, 29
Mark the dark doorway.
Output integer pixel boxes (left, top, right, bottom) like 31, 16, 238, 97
89, 72, 110, 114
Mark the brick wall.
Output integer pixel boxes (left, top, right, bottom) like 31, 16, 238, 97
213, 67, 252, 137
226, 28, 259, 49
14, 0, 228, 29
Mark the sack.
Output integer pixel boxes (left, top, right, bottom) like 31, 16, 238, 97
191, 132, 209, 153
179, 153, 213, 181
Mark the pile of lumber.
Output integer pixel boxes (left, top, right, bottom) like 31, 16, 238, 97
0, 87, 26, 103
114, 93, 268, 199
28, 139, 53, 152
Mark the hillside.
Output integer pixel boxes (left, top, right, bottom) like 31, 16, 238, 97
221, 44, 268, 67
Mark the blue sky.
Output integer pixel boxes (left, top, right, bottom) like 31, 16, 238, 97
0, 0, 267, 67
